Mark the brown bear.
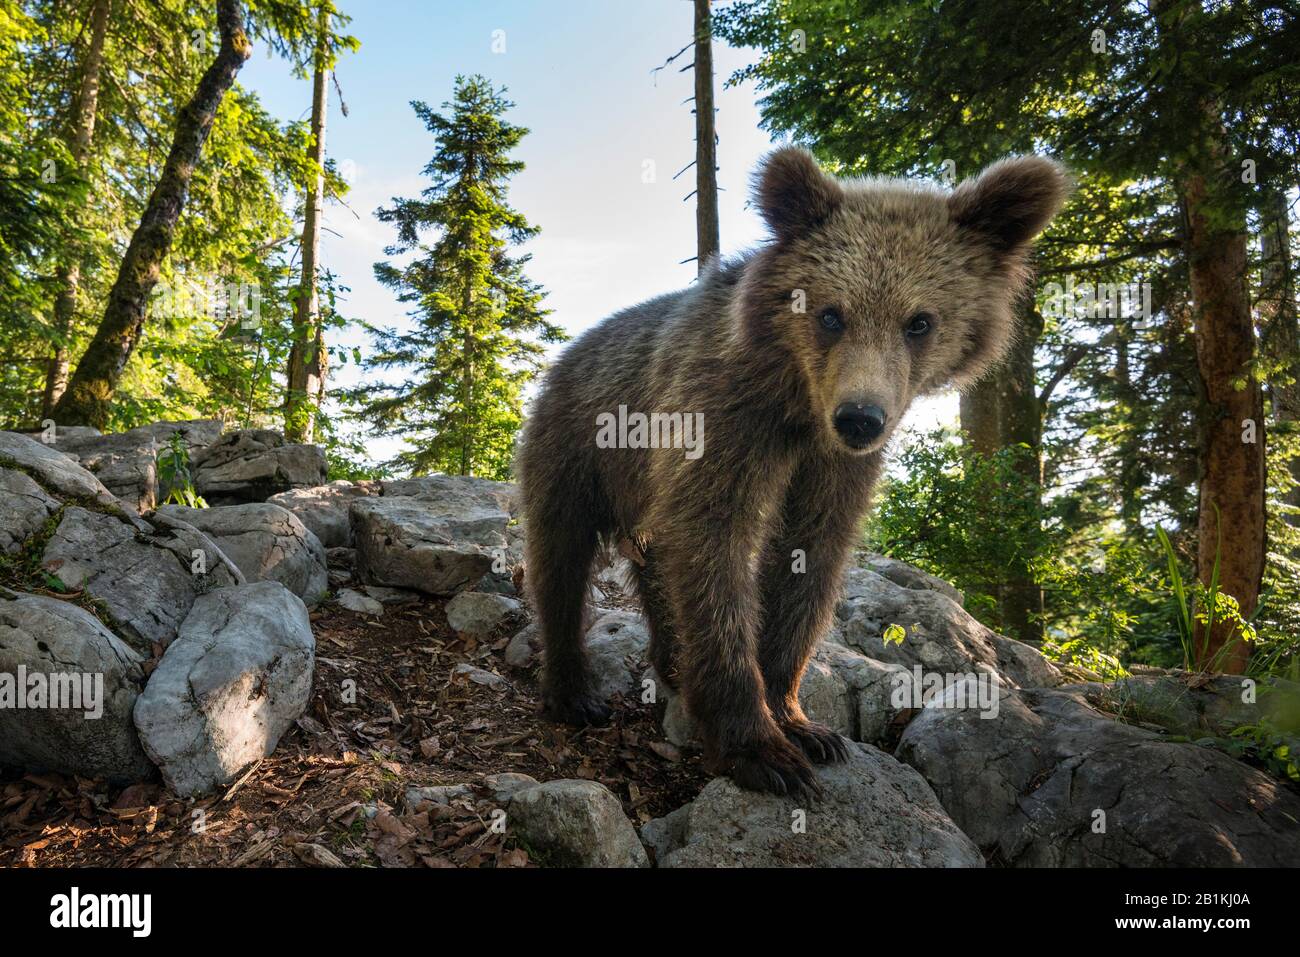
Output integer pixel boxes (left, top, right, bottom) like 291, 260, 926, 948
518, 147, 1068, 796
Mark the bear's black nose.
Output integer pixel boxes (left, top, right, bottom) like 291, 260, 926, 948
833, 402, 886, 447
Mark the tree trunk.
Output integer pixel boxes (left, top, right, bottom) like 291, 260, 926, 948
1260, 188, 1299, 522
693, 0, 719, 273
960, 376, 1002, 456
52, 0, 251, 429
1113, 319, 1145, 535
1181, 168, 1264, 674
41, 0, 109, 417
284, 8, 331, 443
1000, 304, 1045, 642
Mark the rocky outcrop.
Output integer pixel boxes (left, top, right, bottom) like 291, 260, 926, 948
0, 430, 120, 505
192, 429, 327, 505
644, 742, 983, 867
268, 480, 379, 548
50, 419, 223, 512
896, 685, 1300, 867
833, 566, 1060, 689
40, 506, 243, 650
0, 468, 58, 555
153, 503, 328, 606
132, 582, 315, 797
0, 591, 154, 783
351, 475, 522, 597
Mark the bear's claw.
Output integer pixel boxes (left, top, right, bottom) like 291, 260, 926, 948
782, 720, 851, 765
728, 737, 823, 800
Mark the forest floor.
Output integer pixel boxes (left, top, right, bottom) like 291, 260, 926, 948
0, 595, 709, 868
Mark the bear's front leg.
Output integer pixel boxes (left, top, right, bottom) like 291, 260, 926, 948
756, 454, 882, 763
652, 454, 821, 798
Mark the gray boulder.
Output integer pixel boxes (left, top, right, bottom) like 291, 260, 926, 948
834, 566, 1059, 688
445, 591, 523, 637
583, 610, 651, 703
504, 622, 540, 669
896, 685, 1300, 866
192, 429, 327, 505
133, 581, 315, 797
41, 506, 244, 650
0, 591, 154, 783
381, 473, 517, 512
863, 553, 964, 603
0, 468, 58, 554
153, 503, 328, 606
267, 480, 379, 548
336, 588, 384, 616
0, 431, 119, 505
508, 779, 649, 867
351, 477, 520, 596
649, 742, 983, 867
1083, 671, 1297, 740
484, 772, 540, 803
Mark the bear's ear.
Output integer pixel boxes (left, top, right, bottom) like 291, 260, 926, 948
948, 156, 1071, 254
754, 147, 844, 242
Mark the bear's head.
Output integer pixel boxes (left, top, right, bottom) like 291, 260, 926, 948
737, 147, 1070, 455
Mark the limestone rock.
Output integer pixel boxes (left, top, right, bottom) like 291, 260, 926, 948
268, 480, 379, 548
153, 503, 328, 606
508, 779, 649, 868
650, 742, 983, 867
192, 429, 326, 505
0, 468, 58, 554
41, 506, 244, 650
132, 582, 315, 797
0, 591, 154, 783
897, 685, 1300, 866
445, 591, 522, 637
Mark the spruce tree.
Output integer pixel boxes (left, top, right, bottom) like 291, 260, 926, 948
354, 75, 564, 479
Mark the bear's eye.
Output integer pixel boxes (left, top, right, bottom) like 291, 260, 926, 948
906, 312, 935, 338
818, 307, 845, 333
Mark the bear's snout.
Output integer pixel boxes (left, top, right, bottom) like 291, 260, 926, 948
832, 401, 886, 449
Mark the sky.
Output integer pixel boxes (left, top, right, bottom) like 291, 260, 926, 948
239, 0, 956, 465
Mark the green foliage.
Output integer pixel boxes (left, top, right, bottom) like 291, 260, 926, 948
1155, 519, 1258, 673
1040, 638, 1129, 682
156, 432, 207, 508
868, 429, 1050, 636
0, 0, 355, 436
349, 76, 565, 480
1228, 721, 1300, 783
881, 623, 906, 647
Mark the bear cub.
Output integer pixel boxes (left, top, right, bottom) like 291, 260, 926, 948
519, 147, 1068, 796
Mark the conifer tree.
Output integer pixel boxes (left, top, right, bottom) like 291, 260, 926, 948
354, 75, 564, 479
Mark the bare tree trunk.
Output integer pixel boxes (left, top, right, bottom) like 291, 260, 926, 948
1183, 167, 1264, 674
693, 0, 719, 273
42, 0, 109, 417
1260, 189, 1299, 522
53, 0, 251, 428
284, 7, 331, 443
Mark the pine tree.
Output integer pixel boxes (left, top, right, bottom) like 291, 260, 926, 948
353, 76, 564, 479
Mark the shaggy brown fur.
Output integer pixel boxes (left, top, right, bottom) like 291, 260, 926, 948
518, 148, 1069, 796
